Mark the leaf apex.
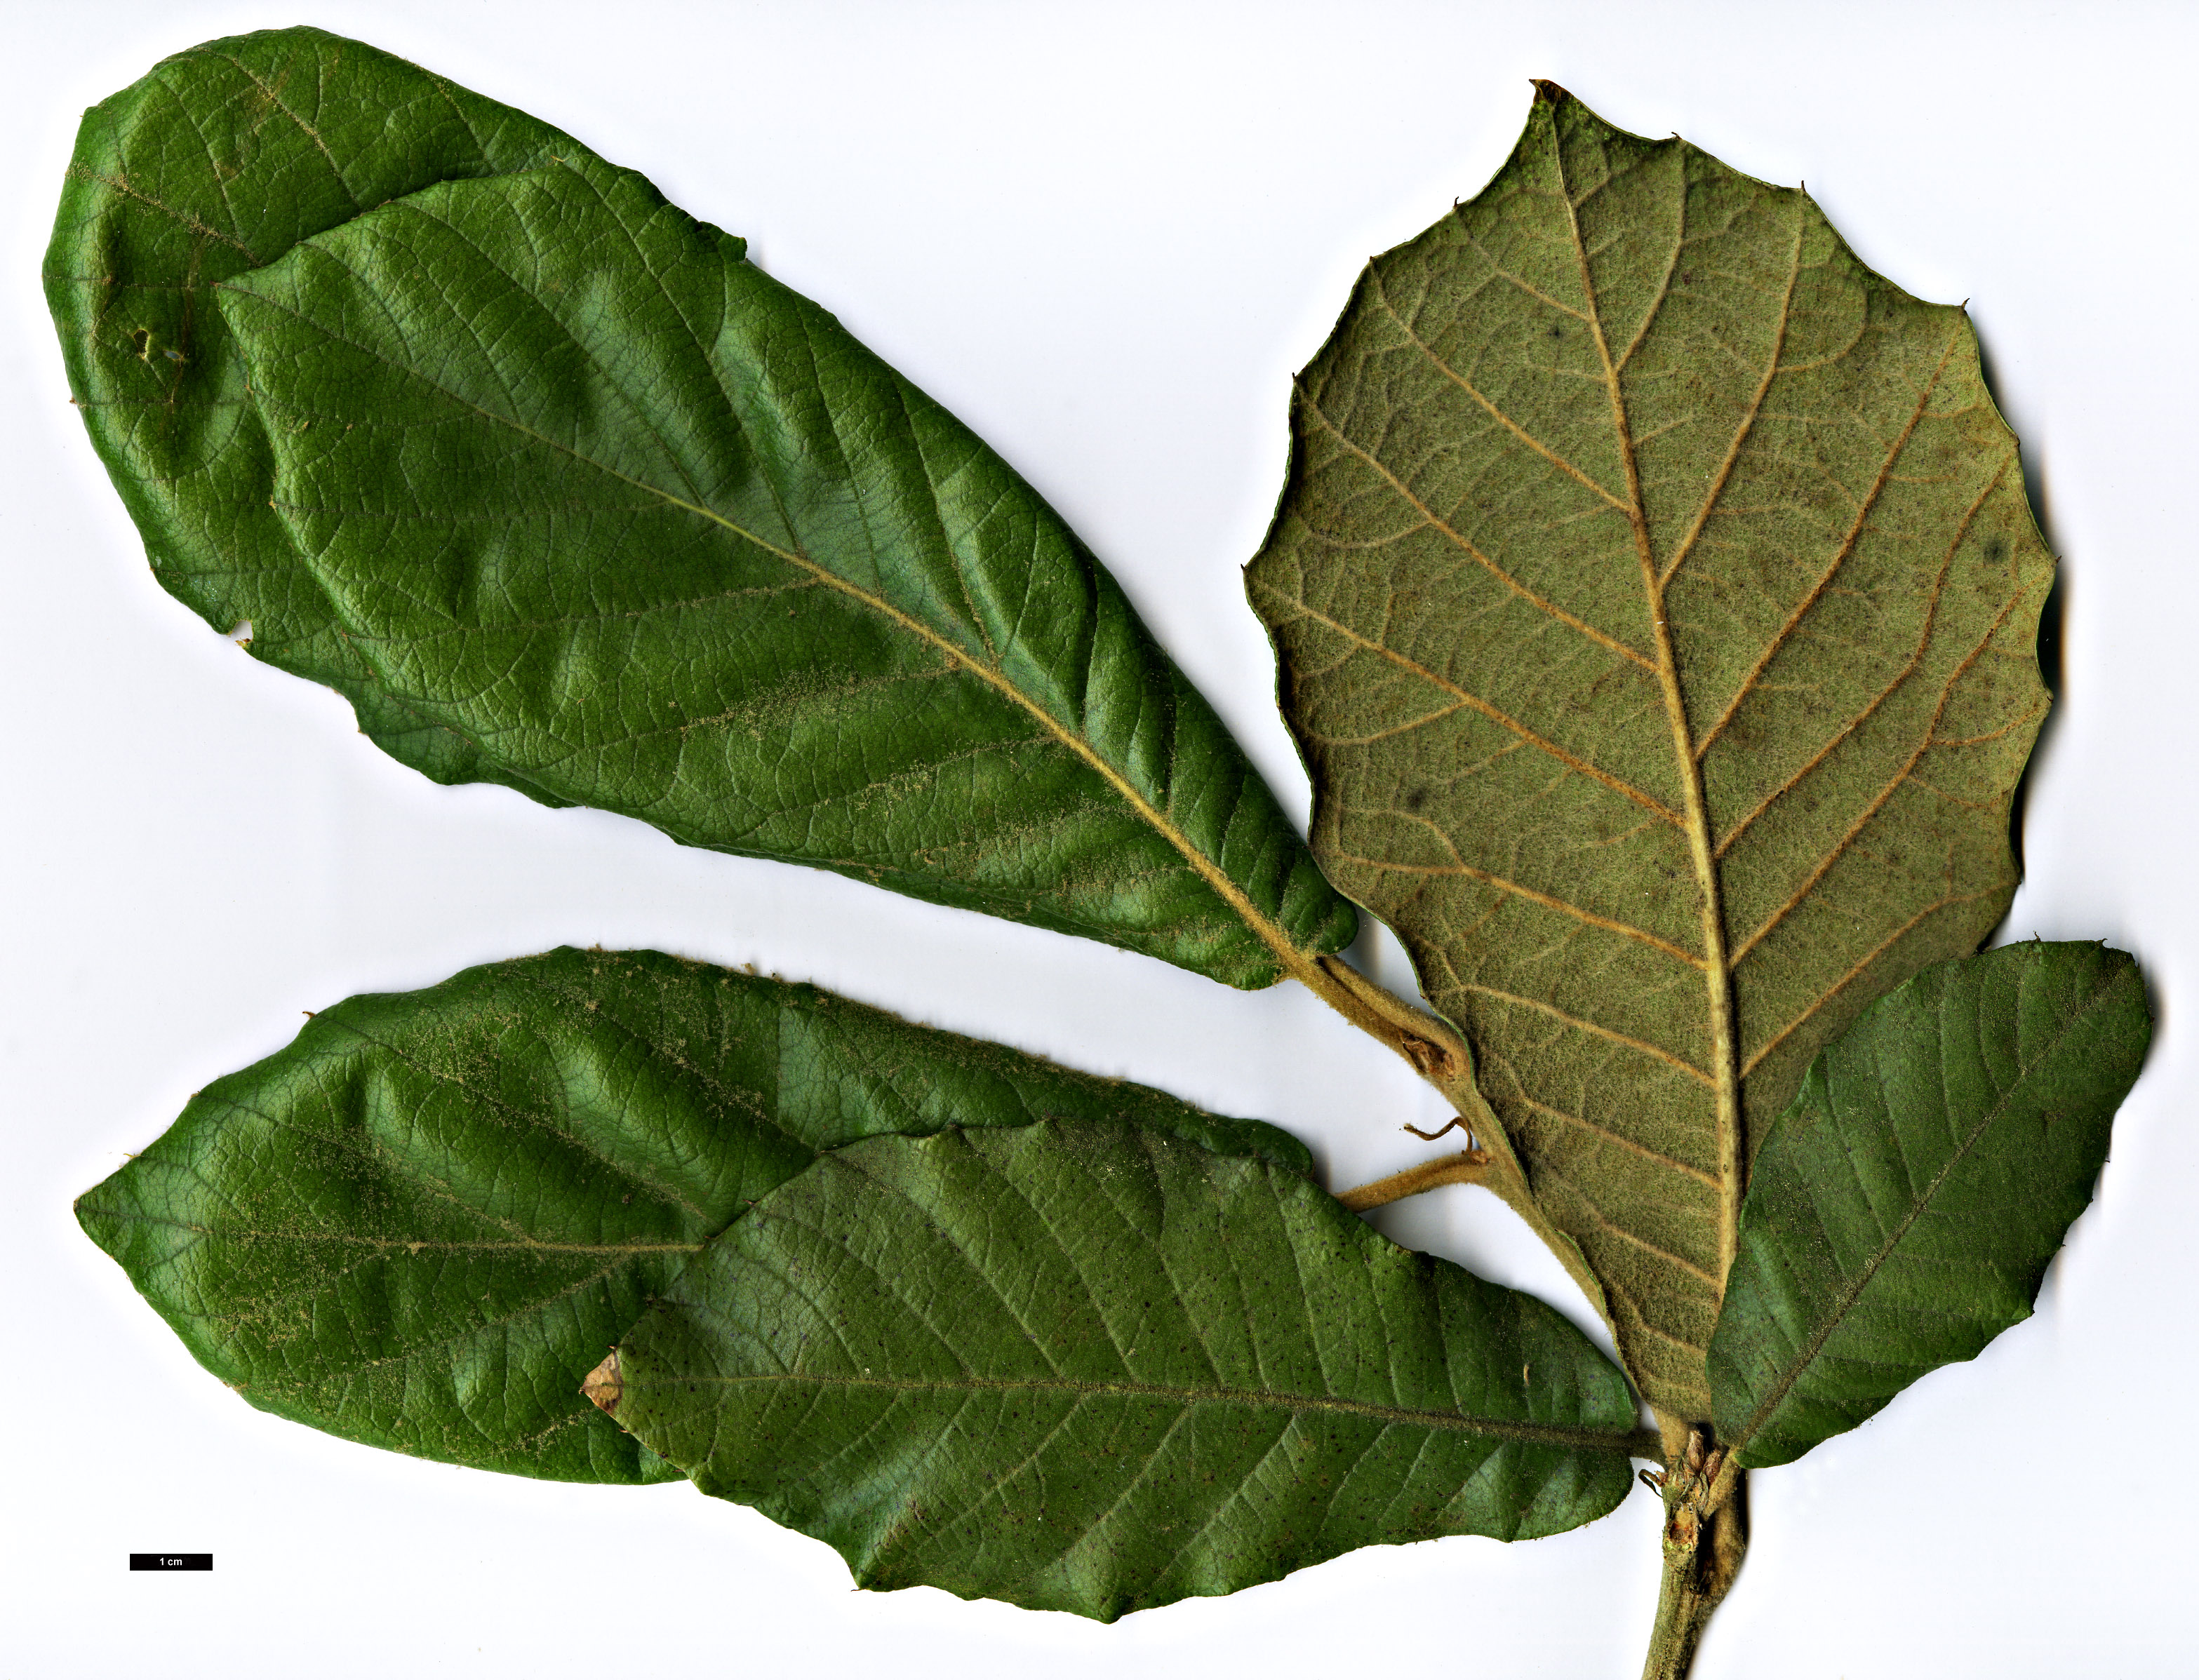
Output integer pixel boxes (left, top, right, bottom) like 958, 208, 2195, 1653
582, 1351, 623, 1418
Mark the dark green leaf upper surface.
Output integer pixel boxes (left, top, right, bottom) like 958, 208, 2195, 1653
1709, 941, 2149, 1469
76, 948, 1306, 1483
44, 27, 591, 798
608, 1120, 1640, 1619
48, 27, 1355, 988
1245, 85, 2052, 1413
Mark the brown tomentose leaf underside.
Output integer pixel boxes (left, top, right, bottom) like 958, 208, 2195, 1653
1248, 83, 2050, 1419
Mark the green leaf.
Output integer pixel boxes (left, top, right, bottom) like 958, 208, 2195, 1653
42, 27, 592, 802
603, 1119, 1643, 1620
75, 948, 1307, 1484
1244, 83, 2052, 1416
48, 28, 1356, 989
1708, 941, 2148, 1470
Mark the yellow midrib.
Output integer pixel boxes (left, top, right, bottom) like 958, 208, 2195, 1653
222, 267, 1318, 984
1548, 118, 1745, 1317
631, 482, 1321, 986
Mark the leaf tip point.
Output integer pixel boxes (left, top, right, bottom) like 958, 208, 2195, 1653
582, 1350, 622, 1416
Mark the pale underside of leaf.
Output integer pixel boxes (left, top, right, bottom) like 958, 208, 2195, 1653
48, 27, 1355, 989
74, 949, 1308, 1483
1709, 941, 2149, 1467
609, 1120, 1641, 1619
1247, 86, 2051, 1417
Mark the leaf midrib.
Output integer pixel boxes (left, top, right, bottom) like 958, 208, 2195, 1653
219, 219, 1323, 985
1546, 124, 1746, 1303
666, 1366, 1652, 1454
1725, 962, 2125, 1462
76, 1207, 703, 1257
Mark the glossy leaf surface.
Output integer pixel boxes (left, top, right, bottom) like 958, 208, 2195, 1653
48, 27, 1355, 988
607, 1120, 1641, 1619
76, 948, 1307, 1483
1246, 84, 2052, 1414
1709, 941, 2148, 1468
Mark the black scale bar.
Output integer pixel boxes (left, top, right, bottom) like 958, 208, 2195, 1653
130, 1554, 213, 1571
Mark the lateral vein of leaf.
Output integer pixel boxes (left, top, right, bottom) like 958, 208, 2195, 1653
1738, 882, 2004, 1079
1727, 962, 2127, 1458
330, 1016, 717, 1219
507, 965, 780, 1134
226, 274, 1321, 980
1078, 1147, 1238, 1387
1693, 321, 1967, 758
77, 1211, 702, 1256
212, 1087, 570, 1244
70, 161, 256, 257
897, 1399, 1085, 1563
1449, 214, 1591, 323
1535, 1158, 1721, 1287
1317, 696, 1483, 746
832, 1392, 984, 1538
1365, 262, 1630, 513
1602, 1272, 1712, 1360
1135, 1413, 1307, 1588
403, 195, 718, 509
827, 1151, 1076, 1380
1713, 457, 2009, 859
1332, 846, 1703, 966
428, 71, 493, 159
1510, 1089, 1722, 1188
1453, 981, 1714, 1084
340, 1256, 646, 1376
1549, 116, 1743, 1292
1271, 1175, 1324, 1400
1291, 381, 1656, 672
1727, 576, 2032, 969
1051, 1406, 1205, 1575
875, 368, 1003, 671
208, 50, 362, 213
147, 74, 251, 258
1927, 711, 2042, 749
653, 1368, 1639, 1452
500, 1410, 599, 1456
1612, 155, 1685, 372
1248, 584, 1681, 824
1655, 211, 1806, 589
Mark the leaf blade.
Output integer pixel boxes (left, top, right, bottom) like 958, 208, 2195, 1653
42, 26, 591, 802
1245, 85, 2052, 1413
75, 949, 1307, 1483
48, 28, 1356, 988
607, 1119, 1640, 1618
1709, 941, 2149, 1469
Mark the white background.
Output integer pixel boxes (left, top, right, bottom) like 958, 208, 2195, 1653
3, 2, 2193, 1675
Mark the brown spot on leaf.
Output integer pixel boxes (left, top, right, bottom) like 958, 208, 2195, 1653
582, 1350, 622, 1416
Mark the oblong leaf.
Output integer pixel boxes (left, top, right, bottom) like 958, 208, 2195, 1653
76, 948, 1307, 1484
1245, 83, 2052, 1413
48, 28, 1356, 988
1709, 941, 2149, 1469
605, 1119, 1641, 1619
